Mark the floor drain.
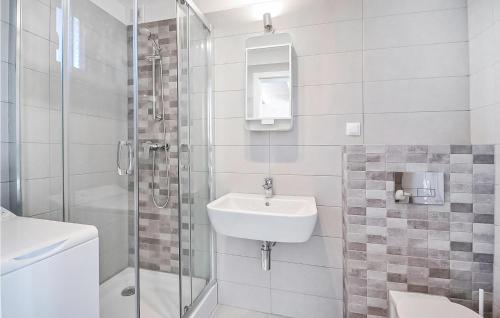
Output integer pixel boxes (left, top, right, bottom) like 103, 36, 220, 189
121, 286, 135, 297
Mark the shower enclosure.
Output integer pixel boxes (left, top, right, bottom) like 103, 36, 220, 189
0, 0, 214, 316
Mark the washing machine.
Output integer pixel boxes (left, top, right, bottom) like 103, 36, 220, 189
1, 208, 99, 318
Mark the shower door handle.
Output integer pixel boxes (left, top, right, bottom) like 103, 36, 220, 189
117, 140, 133, 175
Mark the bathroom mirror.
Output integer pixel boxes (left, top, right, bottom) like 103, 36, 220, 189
245, 33, 294, 131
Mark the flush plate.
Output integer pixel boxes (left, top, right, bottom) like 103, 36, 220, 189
394, 172, 445, 205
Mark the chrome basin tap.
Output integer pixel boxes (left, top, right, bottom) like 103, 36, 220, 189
263, 177, 273, 199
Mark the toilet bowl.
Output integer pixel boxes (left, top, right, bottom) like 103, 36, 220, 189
389, 291, 481, 318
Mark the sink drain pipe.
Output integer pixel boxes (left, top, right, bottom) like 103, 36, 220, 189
261, 241, 277, 271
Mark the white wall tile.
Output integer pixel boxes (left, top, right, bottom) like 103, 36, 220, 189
495, 0, 500, 22
22, 68, 50, 108
494, 262, 500, 315
21, 106, 50, 143
1, 21, 15, 64
363, 0, 466, 18
214, 90, 245, 119
216, 234, 262, 258
69, 144, 115, 174
21, 143, 50, 179
273, 236, 343, 268
269, 114, 363, 146
272, 174, 341, 207
214, 34, 250, 65
191, 65, 209, 94
468, 0, 496, 38
364, 42, 469, 81
0, 61, 15, 103
0, 181, 10, 209
1, 0, 15, 24
365, 111, 471, 145
470, 66, 496, 109
0, 142, 10, 183
468, 23, 498, 74
215, 172, 269, 197
215, 118, 269, 146
269, 146, 341, 176
0, 102, 14, 143
297, 52, 362, 85
271, 289, 343, 318
271, 261, 343, 299
364, 8, 467, 50
217, 254, 270, 288
215, 146, 269, 174
313, 206, 342, 238
22, 178, 51, 216
214, 63, 245, 91
50, 144, 62, 177
364, 77, 469, 113
218, 281, 271, 313
22, 0, 50, 40
49, 176, 62, 211
471, 104, 500, 144
290, 19, 362, 56
49, 110, 62, 143
22, 31, 50, 73
295, 83, 363, 115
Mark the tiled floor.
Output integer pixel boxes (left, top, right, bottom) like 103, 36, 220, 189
211, 305, 287, 318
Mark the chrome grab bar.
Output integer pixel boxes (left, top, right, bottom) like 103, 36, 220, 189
117, 140, 133, 175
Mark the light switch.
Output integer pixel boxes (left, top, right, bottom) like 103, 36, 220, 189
346, 122, 361, 136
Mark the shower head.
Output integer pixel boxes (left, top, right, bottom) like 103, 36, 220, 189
139, 27, 151, 37
139, 27, 158, 41
139, 27, 161, 55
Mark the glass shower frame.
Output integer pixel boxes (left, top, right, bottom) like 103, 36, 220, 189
175, 0, 215, 314
7, 0, 215, 315
133, 0, 216, 316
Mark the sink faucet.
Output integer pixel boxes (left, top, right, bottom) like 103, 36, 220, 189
263, 177, 273, 198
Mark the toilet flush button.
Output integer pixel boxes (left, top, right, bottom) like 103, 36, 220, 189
346, 122, 361, 136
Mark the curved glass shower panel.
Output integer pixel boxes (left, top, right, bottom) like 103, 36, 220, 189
178, 1, 213, 312
187, 8, 212, 294
2, 0, 65, 220
0, 0, 19, 213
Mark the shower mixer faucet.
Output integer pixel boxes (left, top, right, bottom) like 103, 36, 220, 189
143, 141, 169, 157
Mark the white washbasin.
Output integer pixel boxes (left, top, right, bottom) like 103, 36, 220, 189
207, 193, 317, 243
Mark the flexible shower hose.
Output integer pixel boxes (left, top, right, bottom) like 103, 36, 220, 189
151, 54, 171, 209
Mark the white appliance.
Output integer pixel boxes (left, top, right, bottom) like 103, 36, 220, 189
1, 208, 99, 318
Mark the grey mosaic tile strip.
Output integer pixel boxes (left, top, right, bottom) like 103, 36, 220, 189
343, 145, 495, 318
127, 19, 185, 274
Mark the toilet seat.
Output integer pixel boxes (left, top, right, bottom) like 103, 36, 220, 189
389, 291, 481, 318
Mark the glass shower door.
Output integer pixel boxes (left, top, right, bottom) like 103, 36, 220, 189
177, 1, 213, 312
2, 0, 139, 316
62, 1, 137, 317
